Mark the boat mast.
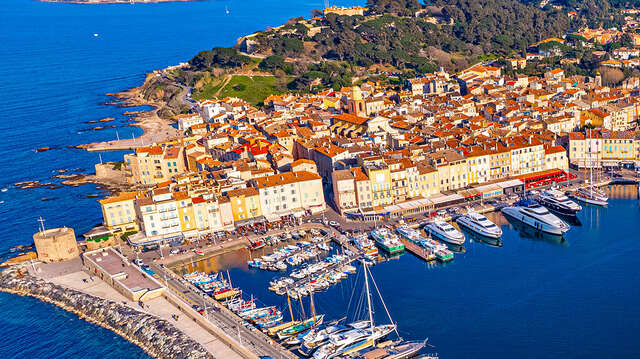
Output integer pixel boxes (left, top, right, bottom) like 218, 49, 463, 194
299, 295, 306, 319
286, 289, 295, 323
226, 269, 233, 288
368, 261, 401, 339
310, 286, 317, 325
363, 263, 375, 336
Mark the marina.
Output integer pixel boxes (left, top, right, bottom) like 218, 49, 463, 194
168, 185, 640, 358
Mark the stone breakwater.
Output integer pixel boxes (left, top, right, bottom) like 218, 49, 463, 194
0, 269, 213, 359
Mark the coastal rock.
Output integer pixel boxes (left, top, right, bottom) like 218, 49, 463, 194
0, 269, 213, 359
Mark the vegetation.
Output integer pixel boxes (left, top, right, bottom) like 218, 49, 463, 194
193, 75, 289, 105
145, 0, 637, 108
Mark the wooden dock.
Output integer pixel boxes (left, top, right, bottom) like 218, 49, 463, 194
399, 238, 435, 262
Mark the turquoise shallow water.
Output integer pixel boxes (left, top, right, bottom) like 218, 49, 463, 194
0, 0, 358, 357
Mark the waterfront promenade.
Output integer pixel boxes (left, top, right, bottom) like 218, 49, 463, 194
27, 259, 256, 359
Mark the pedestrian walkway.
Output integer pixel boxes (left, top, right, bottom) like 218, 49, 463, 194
48, 270, 243, 359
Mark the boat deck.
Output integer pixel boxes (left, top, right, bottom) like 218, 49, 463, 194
398, 238, 436, 262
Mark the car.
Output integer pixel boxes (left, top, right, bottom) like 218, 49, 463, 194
133, 258, 144, 266
170, 248, 180, 255
329, 220, 339, 227
436, 210, 447, 216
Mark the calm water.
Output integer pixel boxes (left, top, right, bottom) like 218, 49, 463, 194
182, 185, 640, 358
0, 0, 359, 357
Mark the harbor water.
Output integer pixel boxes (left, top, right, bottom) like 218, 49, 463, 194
181, 185, 640, 358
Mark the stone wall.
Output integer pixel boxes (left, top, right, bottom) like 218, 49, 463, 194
0, 268, 213, 359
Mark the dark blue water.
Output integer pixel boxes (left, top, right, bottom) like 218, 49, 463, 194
0, 0, 359, 357
187, 185, 640, 358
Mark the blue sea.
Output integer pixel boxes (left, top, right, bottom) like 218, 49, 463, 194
0, 0, 639, 358
0, 0, 359, 357
193, 186, 640, 359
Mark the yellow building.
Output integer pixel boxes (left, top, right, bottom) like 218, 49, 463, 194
464, 149, 491, 185
175, 192, 196, 235
364, 163, 393, 207
488, 147, 511, 181
124, 145, 186, 185
429, 149, 468, 192
227, 187, 263, 223
99, 192, 140, 234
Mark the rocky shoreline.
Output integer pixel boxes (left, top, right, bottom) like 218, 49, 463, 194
0, 268, 212, 359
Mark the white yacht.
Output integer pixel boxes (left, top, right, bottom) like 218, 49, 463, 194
312, 324, 396, 359
537, 189, 582, 215
455, 210, 502, 238
501, 199, 570, 235
424, 220, 465, 245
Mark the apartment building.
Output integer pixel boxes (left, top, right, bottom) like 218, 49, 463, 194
253, 171, 326, 221
124, 146, 186, 185
99, 192, 140, 234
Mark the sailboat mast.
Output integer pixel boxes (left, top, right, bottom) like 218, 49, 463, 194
363, 263, 375, 334
310, 287, 316, 324
286, 290, 294, 322
226, 269, 233, 288
299, 296, 306, 319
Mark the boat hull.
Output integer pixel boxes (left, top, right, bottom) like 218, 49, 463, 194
537, 197, 581, 215
501, 207, 568, 235
571, 193, 608, 207
455, 216, 502, 239
424, 225, 465, 245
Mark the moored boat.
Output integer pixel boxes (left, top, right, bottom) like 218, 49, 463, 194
370, 228, 404, 255
571, 186, 608, 206
501, 199, 570, 235
424, 220, 465, 245
455, 210, 502, 238
537, 188, 582, 215
352, 234, 379, 258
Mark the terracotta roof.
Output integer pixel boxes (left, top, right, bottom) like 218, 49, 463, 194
254, 171, 321, 189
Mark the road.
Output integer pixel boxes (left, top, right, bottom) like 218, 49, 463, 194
150, 262, 296, 359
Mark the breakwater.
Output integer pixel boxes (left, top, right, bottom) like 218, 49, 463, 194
0, 268, 212, 359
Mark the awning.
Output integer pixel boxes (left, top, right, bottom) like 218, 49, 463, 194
235, 215, 266, 226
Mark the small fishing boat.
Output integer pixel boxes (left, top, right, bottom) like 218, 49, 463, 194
278, 314, 325, 339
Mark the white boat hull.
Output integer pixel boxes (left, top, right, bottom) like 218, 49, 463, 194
424, 224, 465, 245
571, 193, 608, 207
455, 216, 502, 239
501, 207, 569, 235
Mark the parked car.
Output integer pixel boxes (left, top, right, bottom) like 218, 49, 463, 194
133, 258, 144, 266
170, 248, 180, 255
329, 220, 340, 227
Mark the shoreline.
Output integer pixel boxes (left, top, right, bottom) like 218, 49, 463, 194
0, 268, 212, 359
84, 70, 183, 152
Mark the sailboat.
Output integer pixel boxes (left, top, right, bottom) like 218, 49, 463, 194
277, 288, 324, 340
312, 262, 398, 359
571, 129, 608, 206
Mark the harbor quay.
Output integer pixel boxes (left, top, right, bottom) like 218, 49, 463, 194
4, 176, 639, 359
